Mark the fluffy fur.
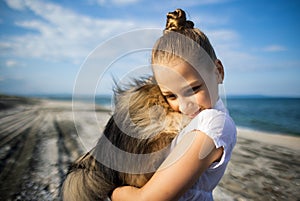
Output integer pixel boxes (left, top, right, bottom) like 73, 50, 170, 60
61, 78, 189, 201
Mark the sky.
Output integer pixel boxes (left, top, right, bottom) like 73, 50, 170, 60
0, 0, 300, 97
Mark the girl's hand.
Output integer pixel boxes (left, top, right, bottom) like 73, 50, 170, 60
111, 186, 141, 201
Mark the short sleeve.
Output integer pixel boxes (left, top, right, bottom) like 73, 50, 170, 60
183, 109, 225, 146
182, 109, 236, 169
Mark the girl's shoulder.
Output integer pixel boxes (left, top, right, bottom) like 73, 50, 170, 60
188, 108, 227, 132
171, 107, 236, 151
185, 108, 236, 146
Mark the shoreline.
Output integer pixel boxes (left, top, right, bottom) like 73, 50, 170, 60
236, 127, 300, 151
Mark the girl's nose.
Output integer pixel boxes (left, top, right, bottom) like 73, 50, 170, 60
178, 98, 199, 116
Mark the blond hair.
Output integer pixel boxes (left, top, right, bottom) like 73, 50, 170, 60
151, 9, 217, 66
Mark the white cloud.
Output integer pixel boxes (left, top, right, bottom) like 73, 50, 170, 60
5, 60, 18, 67
208, 29, 240, 43
2, 0, 241, 69
2, 1, 270, 79
205, 29, 254, 70
111, 0, 140, 5
191, 14, 230, 27
4, 0, 26, 10
93, 0, 140, 6
2, 0, 138, 64
263, 45, 287, 52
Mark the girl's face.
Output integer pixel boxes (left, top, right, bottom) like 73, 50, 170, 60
153, 60, 223, 119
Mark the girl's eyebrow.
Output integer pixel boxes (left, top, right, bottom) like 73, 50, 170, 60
161, 90, 172, 95
181, 81, 202, 91
159, 81, 201, 95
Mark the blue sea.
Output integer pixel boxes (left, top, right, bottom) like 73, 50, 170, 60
225, 97, 300, 136
42, 95, 300, 136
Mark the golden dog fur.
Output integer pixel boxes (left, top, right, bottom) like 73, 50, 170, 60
61, 78, 189, 201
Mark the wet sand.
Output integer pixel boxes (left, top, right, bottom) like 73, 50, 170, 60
0, 96, 299, 200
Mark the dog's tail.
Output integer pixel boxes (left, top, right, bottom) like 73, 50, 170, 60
61, 152, 116, 201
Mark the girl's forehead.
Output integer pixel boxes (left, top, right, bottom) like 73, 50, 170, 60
154, 52, 214, 73
153, 62, 204, 92
153, 51, 215, 85
153, 61, 203, 80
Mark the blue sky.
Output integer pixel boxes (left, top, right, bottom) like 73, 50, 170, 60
0, 0, 300, 97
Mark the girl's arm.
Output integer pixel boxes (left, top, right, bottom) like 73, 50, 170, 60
111, 130, 223, 201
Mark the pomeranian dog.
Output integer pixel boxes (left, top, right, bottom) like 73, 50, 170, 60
62, 78, 189, 201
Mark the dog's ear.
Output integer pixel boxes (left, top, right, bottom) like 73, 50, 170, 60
113, 76, 154, 97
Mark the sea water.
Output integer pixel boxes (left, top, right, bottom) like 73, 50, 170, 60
226, 97, 300, 136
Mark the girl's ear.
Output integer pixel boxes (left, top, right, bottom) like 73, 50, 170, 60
214, 59, 224, 84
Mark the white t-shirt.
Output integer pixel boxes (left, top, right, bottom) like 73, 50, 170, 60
171, 99, 237, 201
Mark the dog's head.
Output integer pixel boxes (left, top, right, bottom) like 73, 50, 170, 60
113, 77, 189, 140
107, 77, 190, 187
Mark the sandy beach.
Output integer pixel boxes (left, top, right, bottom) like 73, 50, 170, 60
0, 96, 299, 200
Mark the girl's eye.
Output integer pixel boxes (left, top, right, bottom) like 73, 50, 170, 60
164, 94, 177, 100
185, 85, 202, 96
192, 85, 201, 93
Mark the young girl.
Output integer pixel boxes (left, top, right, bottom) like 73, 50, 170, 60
111, 9, 236, 201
